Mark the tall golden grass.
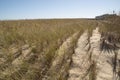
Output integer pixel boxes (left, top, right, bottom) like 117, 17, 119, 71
0, 19, 97, 80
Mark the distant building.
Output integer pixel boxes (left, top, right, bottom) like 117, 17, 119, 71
119, 11, 120, 16
95, 14, 117, 20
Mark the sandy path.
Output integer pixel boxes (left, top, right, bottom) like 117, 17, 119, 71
68, 30, 90, 80
88, 27, 113, 80
68, 26, 116, 80
43, 32, 80, 80
68, 27, 102, 80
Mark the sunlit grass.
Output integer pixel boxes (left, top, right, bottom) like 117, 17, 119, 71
0, 19, 97, 80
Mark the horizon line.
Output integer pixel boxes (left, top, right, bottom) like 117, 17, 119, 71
0, 17, 96, 21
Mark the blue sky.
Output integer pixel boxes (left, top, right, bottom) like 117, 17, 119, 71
0, 0, 120, 20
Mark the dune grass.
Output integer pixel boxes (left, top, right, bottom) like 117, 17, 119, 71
0, 19, 97, 80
